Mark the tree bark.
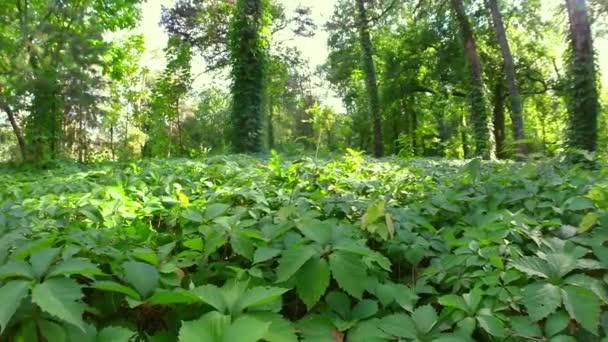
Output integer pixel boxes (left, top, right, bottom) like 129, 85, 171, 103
1, 101, 27, 160
268, 98, 274, 150
565, 0, 598, 152
356, 0, 384, 157
487, 0, 527, 157
451, 0, 495, 159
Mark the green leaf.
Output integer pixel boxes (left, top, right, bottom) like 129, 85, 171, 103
297, 219, 332, 245
579, 212, 599, 233
122, 261, 159, 298
181, 208, 203, 223
326, 291, 351, 319
296, 257, 330, 310
30, 247, 61, 278
562, 285, 600, 334
0, 280, 30, 333
521, 282, 562, 321
297, 314, 336, 342
236, 286, 289, 311
179, 312, 230, 342
511, 256, 549, 279
206, 203, 230, 220
32, 277, 86, 331
378, 314, 417, 339
192, 284, 227, 312
351, 300, 378, 321
545, 311, 570, 337
223, 316, 270, 342
439, 294, 468, 313
565, 273, 608, 303
147, 289, 202, 305
39, 319, 67, 342
477, 315, 506, 337
97, 326, 135, 342
47, 258, 103, 278
247, 312, 297, 342
275, 244, 317, 283
510, 316, 542, 338
329, 251, 369, 299
183, 237, 203, 252
90, 281, 141, 300
231, 230, 254, 260
566, 197, 594, 211
348, 319, 392, 342
411, 304, 437, 335
0, 260, 35, 280
253, 247, 282, 264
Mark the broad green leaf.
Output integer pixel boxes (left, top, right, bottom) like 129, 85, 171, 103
579, 212, 598, 233
236, 286, 289, 311
222, 315, 270, 342
275, 244, 317, 283
181, 208, 203, 223
296, 257, 330, 310
348, 319, 392, 342
566, 197, 594, 211
351, 300, 378, 321
122, 261, 159, 298
15, 320, 39, 342
411, 304, 437, 335
0, 260, 35, 280
544, 253, 577, 279
510, 316, 542, 338
132, 248, 160, 266
206, 203, 230, 220
325, 291, 351, 319
0, 280, 30, 333
39, 319, 67, 342
179, 312, 230, 342
439, 294, 468, 313
90, 281, 141, 300
192, 284, 227, 312
477, 315, 506, 337
97, 326, 135, 342
30, 247, 61, 278
565, 273, 608, 303
521, 282, 562, 321
253, 247, 282, 264
231, 231, 254, 260
545, 311, 570, 337
297, 314, 336, 342
147, 289, 201, 305
562, 285, 600, 334
183, 237, 203, 252
463, 288, 483, 313
511, 256, 549, 279
32, 277, 86, 331
47, 258, 103, 278
247, 312, 297, 342
378, 314, 417, 339
297, 219, 332, 245
329, 251, 369, 299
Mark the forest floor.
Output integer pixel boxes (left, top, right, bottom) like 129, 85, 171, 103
0, 153, 607, 341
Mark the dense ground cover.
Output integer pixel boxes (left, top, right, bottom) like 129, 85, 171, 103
1, 152, 608, 341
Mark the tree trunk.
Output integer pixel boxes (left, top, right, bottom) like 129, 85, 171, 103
487, 0, 527, 157
356, 0, 384, 157
268, 98, 274, 150
493, 80, 506, 159
1, 102, 27, 160
565, 0, 598, 152
451, 0, 495, 159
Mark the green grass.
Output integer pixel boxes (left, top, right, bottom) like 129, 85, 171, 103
1, 152, 607, 341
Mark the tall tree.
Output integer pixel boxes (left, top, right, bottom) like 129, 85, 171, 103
355, 0, 384, 157
487, 0, 527, 157
451, 0, 495, 159
565, 0, 598, 152
229, 0, 271, 153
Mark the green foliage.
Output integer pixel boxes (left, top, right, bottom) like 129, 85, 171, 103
1, 154, 608, 340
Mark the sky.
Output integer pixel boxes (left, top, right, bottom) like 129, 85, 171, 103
129, 0, 607, 109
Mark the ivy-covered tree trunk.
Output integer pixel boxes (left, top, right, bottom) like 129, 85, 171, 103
229, 0, 271, 153
268, 99, 275, 150
355, 0, 384, 157
451, 0, 495, 159
493, 81, 506, 159
565, 0, 598, 152
487, 0, 527, 157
